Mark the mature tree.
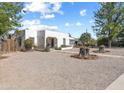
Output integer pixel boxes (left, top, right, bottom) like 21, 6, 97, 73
0, 2, 23, 36
97, 36, 108, 46
93, 2, 124, 48
116, 29, 124, 46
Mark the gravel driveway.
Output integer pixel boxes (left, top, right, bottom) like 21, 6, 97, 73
0, 50, 124, 89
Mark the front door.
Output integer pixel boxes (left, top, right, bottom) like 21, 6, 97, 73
63, 38, 66, 45
51, 38, 54, 47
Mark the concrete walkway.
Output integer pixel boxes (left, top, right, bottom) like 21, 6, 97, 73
106, 73, 124, 90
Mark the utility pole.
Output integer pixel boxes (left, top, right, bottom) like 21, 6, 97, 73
86, 28, 88, 33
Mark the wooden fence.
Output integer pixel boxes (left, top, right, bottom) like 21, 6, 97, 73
1, 38, 17, 53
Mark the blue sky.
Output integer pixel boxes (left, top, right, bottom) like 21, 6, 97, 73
22, 2, 100, 38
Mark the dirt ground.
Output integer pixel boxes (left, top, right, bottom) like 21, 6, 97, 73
0, 48, 124, 89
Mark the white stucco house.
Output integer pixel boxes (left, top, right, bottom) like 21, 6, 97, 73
22, 29, 76, 49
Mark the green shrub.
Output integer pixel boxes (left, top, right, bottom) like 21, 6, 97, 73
24, 38, 33, 50
44, 47, 50, 52
61, 45, 70, 48
55, 47, 61, 50
33, 45, 37, 49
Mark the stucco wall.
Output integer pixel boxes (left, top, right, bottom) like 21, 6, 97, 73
45, 30, 70, 47
25, 29, 72, 48
37, 30, 45, 48
25, 30, 37, 45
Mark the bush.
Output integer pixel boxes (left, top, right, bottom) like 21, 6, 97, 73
61, 45, 70, 48
24, 38, 33, 50
33, 45, 38, 49
44, 47, 50, 52
97, 37, 108, 46
55, 47, 61, 50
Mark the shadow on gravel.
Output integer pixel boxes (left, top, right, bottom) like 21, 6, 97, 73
0, 56, 8, 60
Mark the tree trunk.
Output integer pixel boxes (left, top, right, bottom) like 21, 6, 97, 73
108, 28, 112, 48
108, 39, 112, 48
99, 45, 105, 53
79, 47, 89, 56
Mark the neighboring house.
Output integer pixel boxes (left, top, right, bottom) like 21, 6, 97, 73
21, 29, 76, 49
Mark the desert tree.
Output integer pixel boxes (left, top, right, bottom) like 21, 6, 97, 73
79, 31, 91, 46
0, 2, 24, 37
93, 2, 124, 48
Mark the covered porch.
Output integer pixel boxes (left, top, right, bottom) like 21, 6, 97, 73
46, 37, 57, 48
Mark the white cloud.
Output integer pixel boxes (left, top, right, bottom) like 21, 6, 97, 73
65, 22, 83, 27
80, 9, 86, 16
52, 2, 62, 13
23, 24, 58, 31
22, 19, 41, 26
24, 2, 49, 13
65, 22, 70, 27
76, 22, 82, 26
89, 20, 95, 23
24, 2, 63, 19
21, 19, 58, 31
34, 25, 58, 31
41, 14, 55, 19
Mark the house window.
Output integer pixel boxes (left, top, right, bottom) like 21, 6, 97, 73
63, 38, 66, 45
69, 39, 75, 45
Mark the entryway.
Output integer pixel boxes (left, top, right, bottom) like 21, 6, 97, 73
46, 37, 57, 48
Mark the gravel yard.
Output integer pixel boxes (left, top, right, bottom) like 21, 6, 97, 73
62, 48, 124, 56
0, 49, 124, 89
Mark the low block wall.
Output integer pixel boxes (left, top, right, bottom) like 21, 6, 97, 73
61, 47, 73, 50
